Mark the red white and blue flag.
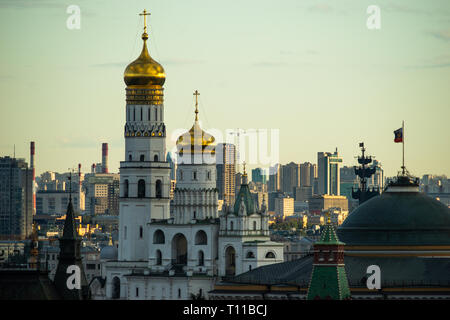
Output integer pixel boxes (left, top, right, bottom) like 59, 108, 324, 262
394, 127, 403, 143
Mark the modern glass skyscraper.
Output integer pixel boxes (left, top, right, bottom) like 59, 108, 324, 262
318, 149, 343, 196
0, 157, 33, 239
216, 143, 236, 206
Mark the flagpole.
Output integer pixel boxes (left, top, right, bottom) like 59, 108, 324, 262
402, 120, 405, 175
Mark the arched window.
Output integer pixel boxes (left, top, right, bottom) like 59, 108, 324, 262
140, 154, 145, 161
249, 265, 252, 271
193, 210, 196, 219
154, 154, 158, 162
128, 154, 132, 162
140, 107, 142, 121
123, 179, 129, 198
225, 246, 236, 276
153, 230, 165, 244
156, 250, 162, 265
133, 108, 135, 121
138, 179, 146, 198
253, 221, 257, 231
195, 230, 207, 245
193, 171, 197, 180
139, 226, 143, 239
124, 226, 127, 240
156, 180, 162, 198
265, 252, 275, 259
246, 251, 255, 259
230, 221, 234, 231
178, 288, 181, 298
198, 250, 204, 266
207, 171, 211, 180
155, 108, 158, 121
148, 107, 150, 121
112, 277, 120, 299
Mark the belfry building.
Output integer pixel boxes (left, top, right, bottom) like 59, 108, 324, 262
100, 12, 283, 300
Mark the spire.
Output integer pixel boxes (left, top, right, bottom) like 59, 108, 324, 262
62, 195, 78, 240
242, 161, 248, 185
193, 90, 200, 121
139, 9, 151, 40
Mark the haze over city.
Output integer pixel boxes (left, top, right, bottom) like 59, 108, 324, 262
0, 0, 449, 177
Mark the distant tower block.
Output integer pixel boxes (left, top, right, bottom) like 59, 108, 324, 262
102, 143, 109, 173
30, 141, 36, 215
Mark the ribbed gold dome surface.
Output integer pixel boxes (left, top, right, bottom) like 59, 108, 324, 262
124, 33, 165, 87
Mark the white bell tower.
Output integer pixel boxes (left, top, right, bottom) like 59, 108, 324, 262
118, 10, 171, 261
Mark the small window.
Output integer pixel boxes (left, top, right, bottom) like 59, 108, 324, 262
156, 250, 162, 265
179, 170, 183, 181
249, 265, 252, 271
253, 221, 257, 231
140, 155, 145, 161
128, 154, 132, 162
155, 108, 158, 121
230, 221, 234, 231
154, 154, 158, 162
140, 107, 143, 121
178, 288, 181, 298
198, 250, 204, 266
124, 226, 127, 240
193, 171, 197, 180
207, 171, 211, 180
139, 226, 143, 239
136, 287, 139, 297
246, 251, 255, 259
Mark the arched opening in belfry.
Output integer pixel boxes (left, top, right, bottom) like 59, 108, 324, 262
154, 154, 159, 162
225, 246, 236, 276
112, 276, 120, 299
172, 233, 187, 265
123, 179, 129, 198
156, 179, 162, 198
138, 179, 146, 198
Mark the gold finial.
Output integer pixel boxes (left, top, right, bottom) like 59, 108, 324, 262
139, 9, 151, 39
326, 211, 331, 224
243, 161, 247, 176
193, 90, 200, 121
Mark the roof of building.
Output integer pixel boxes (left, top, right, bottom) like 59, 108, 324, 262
0, 270, 61, 300
233, 183, 256, 215
224, 254, 450, 288
337, 176, 450, 246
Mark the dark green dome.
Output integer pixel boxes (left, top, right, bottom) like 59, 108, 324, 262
337, 181, 450, 246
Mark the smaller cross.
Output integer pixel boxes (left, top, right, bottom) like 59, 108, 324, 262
193, 90, 200, 120
139, 9, 151, 33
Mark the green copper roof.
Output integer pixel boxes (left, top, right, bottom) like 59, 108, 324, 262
233, 183, 256, 215
306, 266, 351, 300
337, 189, 450, 246
316, 223, 345, 245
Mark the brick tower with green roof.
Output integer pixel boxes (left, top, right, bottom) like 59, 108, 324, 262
306, 215, 351, 300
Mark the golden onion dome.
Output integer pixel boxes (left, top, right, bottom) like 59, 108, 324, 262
124, 32, 166, 87
176, 96, 215, 155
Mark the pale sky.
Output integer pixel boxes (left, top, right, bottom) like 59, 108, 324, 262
0, 0, 449, 178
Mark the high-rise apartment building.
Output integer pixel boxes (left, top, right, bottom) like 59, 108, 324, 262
85, 173, 120, 216
216, 143, 236, 206
0, 157, 33, 239
281, 162, 301, 196
318, 149, 343, 196
268, 163, 281, 192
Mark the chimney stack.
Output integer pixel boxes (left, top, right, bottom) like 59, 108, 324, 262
30, 142, 36, 215
102, 143, 108, 173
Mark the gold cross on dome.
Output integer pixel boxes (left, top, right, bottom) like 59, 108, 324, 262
193, 90, 200, 120
139, 9, 151, 33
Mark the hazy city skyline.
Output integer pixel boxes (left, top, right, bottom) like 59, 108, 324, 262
1, 0, 449, 177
